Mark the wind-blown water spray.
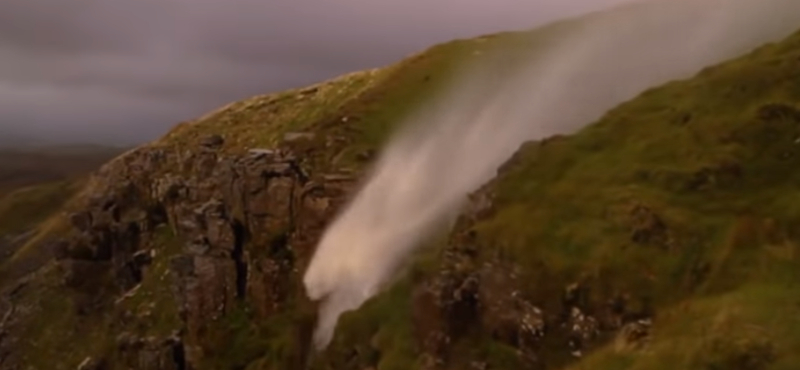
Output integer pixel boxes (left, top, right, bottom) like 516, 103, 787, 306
303, 0, 800, 349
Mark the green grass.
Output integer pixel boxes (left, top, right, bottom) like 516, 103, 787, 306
149, 24, 575, 174
0, 179, 78, 235
9, 264, 116, 370
314, 26, 800, 370
306, 278, 418, 370
0, 180, 80, 279
159, 69, 388, 153
568, 283, 800, 370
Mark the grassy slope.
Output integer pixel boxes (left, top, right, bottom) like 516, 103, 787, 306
0, 180, 78, 236
478, 31, 800, 369
0, 145, 123, 193
0, 150, 125, 368
324, 27, 800, 370
0, 145, 124, 276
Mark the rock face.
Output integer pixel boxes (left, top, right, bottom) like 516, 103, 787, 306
403, 190, 656, 370
0, 130, 656, 370
4, 136, 357, 369
0, 131, 663, 370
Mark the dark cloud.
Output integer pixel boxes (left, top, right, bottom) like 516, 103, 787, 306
0, 0, 636, 145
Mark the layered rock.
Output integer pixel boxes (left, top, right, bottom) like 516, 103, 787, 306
36, 135, 357, 369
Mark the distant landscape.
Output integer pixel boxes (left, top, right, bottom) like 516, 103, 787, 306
0, 144, 126, 194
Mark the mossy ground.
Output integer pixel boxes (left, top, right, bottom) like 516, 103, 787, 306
316, 26, 800, 370
7, 264, 117, 369
6, 224, 184, 369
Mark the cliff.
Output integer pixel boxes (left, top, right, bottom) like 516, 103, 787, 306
1, 10, 800, 370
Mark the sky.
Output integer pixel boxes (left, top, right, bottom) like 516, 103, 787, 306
0, 0, 638, 146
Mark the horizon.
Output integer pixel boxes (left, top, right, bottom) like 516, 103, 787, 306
0, 0, 639, 147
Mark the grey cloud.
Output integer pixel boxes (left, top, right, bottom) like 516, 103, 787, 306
0, 0, 173, 55
0, 0, 637, 145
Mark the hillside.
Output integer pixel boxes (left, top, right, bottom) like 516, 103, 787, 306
0, 145, 125, 193
0, 145, 125, 280
1, 7, 800, 370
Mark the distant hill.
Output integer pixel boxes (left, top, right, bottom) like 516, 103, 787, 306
0, 130, 38, 148
0, 144, 126, 193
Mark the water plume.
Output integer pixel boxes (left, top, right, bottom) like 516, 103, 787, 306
303, 0, 800, 349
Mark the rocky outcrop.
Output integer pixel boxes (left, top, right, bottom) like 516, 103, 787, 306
0, 130, 663, 370
22, 135, 358, 369
0, 129, 668, 370
409, 188, 656, 369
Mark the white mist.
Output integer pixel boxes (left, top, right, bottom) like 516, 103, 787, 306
303, 0, 800, 349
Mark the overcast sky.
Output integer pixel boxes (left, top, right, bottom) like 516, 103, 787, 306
0, 0, 638, 146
